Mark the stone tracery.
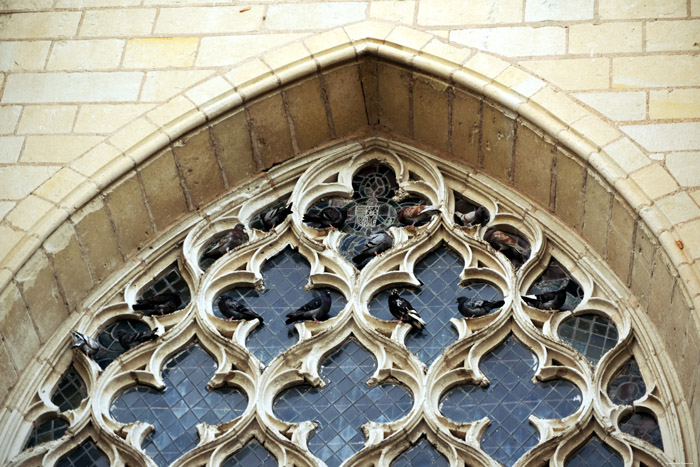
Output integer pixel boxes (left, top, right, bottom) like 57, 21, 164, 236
10, 141, 680, 466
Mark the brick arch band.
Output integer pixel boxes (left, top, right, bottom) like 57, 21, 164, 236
0, 24, 697, 461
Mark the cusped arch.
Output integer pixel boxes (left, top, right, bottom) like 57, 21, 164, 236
1, 22, 698, 465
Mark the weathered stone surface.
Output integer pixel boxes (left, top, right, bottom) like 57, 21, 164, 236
285, 77, 331, 153
139, 149, 189, 231
210, 111, 257, 187
582, 172, 612, 256
513, 121, 554, 208
247, 93, 294, 169
607, 197, 635, 284
413, 74, 449, 152
377, 62, 410, 137
630, 222, 655, 310
72, 197, 123, 284
324, 65, 367, 138
0, 283, 39, 373
452, 89, 481, 167
554, 149, 585, 233
105, 172, 154, 256
43, 222, 94, 310
480, 101, 515, 182
172, 127, 225, 208
0, 338, 17, 403
15, 250, 69, 344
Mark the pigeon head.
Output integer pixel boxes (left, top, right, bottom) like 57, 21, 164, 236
234, 223, 245, 231
456, 296, 468, 304
390, 288, 399, 296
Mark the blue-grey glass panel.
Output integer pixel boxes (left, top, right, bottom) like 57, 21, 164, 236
273, 340, 413, 467
607, 358, 646, 406
56, 439, 110, 467
110, 345, 248, 467
527, 259, 583, 311
391, 438, 449, 467
565, 436, 623, 467
558, 314, 618, 365
250, 198, 291, 231
23, 418, 68, 450
440, 336, 582, 466
369, 248, 501, 364
95, 319, 152, 369
213, 247, 346, 363
51, 366, 87, 412
222, 439, 278, 466
138, 262, 191, 310
620, 412, 663, 450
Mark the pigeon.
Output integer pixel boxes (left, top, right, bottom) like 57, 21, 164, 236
456, 297, 504, 318
521, 287, 567, 311
398, 204, 441, 227
71, 330, 100, 358
388, 289, 426, 330
455, 205, 490, 227
261, 203, 293, 231
352, 231, 393, 266
285, 290, 332, 324
303, 205, 347, 229
202, 224, 248, 260
114, 328, 158, 350
484, 229, 529, 264
218, 296, 263, 322
132, 293, 182, 316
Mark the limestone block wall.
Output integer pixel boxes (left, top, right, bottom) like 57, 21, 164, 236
0, 0, 699, 456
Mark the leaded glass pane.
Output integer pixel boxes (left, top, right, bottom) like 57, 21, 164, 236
110, 345, 248, 466
138, 262, 191, 309
213, 247, 346, 363
56, 439, 110, 467
391, 438, 449, 467
565, 436, 623, 466
620, 412, 663, 450
250, 198, 292, 231
440, 336, 582, 465
369, 247, 498, 363
51, 366, 87, 412
95, 319, 152, 369
23, 418, 68, 450
222, 439, 277, 466
527, 259, 583, 311
558, 314, 618, 365
273, 340, 413, 467
607, 358, 646, 405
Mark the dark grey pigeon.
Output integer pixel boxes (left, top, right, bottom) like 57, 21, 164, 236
456, 205, 490, 227
484, 229, 529, 264
262, 203, 293, 231
114, 328, 158, 350
352, 231, 393, 266
218, 296, 263, 322
71, 330, 100, 358
202, 224, 248, 260
285, 290, 332, 324
132, 293, 182, 316
398, 204, 441, 227
456, 297, 504, 318
388, 289, 426, 330
303, 205, 347, 229
522, 287, 567, 311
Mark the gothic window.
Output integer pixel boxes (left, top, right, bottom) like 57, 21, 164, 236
11, 143, 680, 466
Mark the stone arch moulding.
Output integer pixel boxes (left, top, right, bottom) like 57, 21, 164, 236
0, 22, 697, 464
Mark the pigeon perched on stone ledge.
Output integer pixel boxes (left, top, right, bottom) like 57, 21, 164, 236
455, 205, 490, 227
285, 290, 332, 324
71, 330, 100, 358
132, 293, 182, 316
398, 204, 441, 227
456, 297, 504, 318
114, 328, 159, 350
218, 296, 263, 322
261, 203, 293, 231
352, 231, 393, 266
388, 289, 426, 330
303, 205, 347, 229
521, 287, 567, 311
202, 224, 248, 260
484, 229, 529, 264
